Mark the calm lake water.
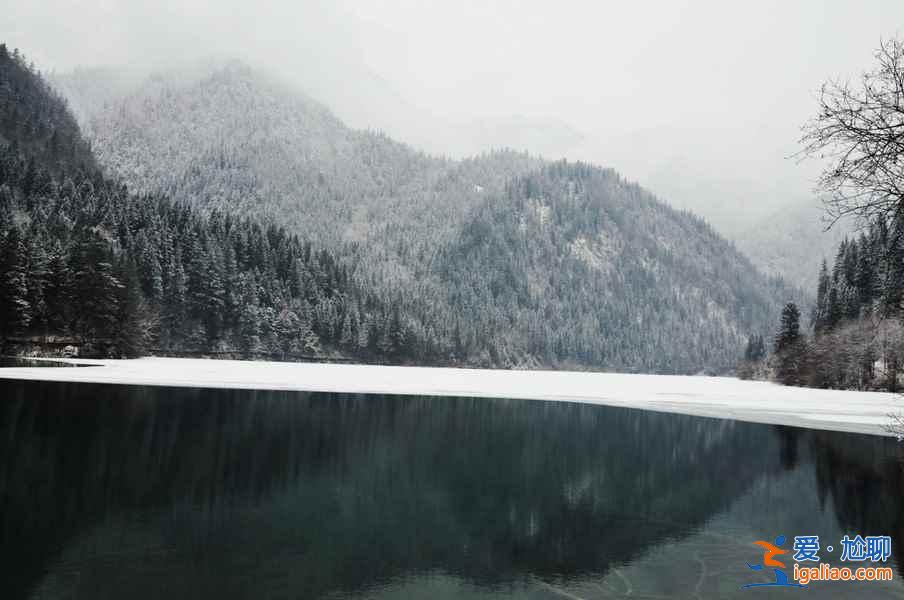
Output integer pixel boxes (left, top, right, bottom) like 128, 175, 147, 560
0, 357, 81, 368
0, 379, 902, 599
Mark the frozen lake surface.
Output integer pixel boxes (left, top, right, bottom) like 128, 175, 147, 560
1, 357, 901, 436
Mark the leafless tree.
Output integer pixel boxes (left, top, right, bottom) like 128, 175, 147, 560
800, 38, 904, 227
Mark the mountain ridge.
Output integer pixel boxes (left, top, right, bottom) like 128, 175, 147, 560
52, 58, 802, 372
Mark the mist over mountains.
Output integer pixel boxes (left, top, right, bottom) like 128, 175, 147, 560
735, 201, 854, 292
11, 0, 890, 296
52, 55, 845, 292
44, 59, 801, 372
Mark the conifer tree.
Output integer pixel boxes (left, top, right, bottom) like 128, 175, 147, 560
774, 303, 805, 386
814, 259, 830, 333
0, 228, 32, 334
70, 231, 123, 344
744, 334, 765, 362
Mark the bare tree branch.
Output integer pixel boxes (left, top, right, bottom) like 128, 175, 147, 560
799, 39, 904, 226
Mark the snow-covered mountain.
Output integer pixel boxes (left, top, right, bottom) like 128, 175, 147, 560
55, 61, 802, 372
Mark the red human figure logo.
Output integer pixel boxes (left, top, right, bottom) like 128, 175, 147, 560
753, 539, 788, 568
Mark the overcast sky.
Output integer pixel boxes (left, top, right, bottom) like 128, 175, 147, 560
3, 0, 903, 229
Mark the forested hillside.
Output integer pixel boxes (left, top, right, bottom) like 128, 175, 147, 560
0, 46, 95, 175
48, 60, 801, 372
764, 215, 904, 391
439, 163, 792, 372
0, 45, 413, 359
74, 63, 540, 249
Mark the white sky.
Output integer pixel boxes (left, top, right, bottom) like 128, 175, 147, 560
3, 0, 903, 228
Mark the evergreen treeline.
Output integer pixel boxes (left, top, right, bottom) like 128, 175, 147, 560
812, 223, 895, 333
763, 215, 904, 390
0, 45, 422, 360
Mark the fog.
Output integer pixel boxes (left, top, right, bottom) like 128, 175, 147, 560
3, 0, 902, 230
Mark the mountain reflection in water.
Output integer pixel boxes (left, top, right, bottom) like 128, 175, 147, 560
0, 380, 902, 599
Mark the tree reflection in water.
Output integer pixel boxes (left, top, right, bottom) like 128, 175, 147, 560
0, 380, 901, 599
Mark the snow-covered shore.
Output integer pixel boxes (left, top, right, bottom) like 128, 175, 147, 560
1, 357, 901, 437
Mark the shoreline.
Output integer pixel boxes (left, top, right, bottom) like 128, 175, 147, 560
0, 356, 901, 437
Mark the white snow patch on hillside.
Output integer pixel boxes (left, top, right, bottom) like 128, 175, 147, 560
569, 234, 620, 271
529, 199, 551, 225
1, 358, 900, 437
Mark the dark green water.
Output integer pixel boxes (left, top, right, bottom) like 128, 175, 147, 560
0, 358, 80, 368
0, 380, 902, 599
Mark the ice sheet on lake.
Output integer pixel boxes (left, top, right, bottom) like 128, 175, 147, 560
0, 357, 900, 436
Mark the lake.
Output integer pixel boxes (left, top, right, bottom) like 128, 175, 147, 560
0, 379, 902, 599
0, 358, 82, 368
